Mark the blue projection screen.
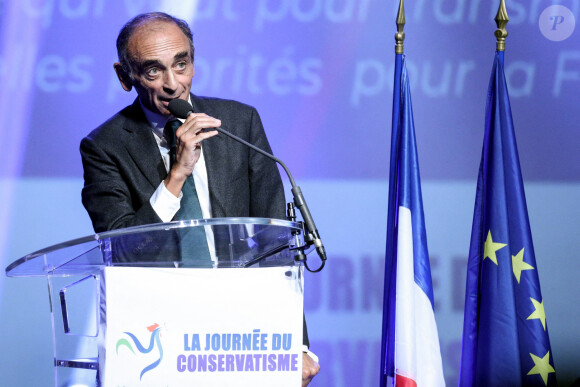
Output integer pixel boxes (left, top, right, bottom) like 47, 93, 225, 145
1, 1, 579, 385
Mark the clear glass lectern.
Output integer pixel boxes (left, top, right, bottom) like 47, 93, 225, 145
6, 218, 307, 386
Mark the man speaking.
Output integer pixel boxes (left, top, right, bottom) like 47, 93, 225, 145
80, 12, 319, 385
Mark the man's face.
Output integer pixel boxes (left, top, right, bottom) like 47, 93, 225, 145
123, 21, 194, 115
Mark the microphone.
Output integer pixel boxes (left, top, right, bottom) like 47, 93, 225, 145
168, 99, 326, 271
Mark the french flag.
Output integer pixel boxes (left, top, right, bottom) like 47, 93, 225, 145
379, 53, 445, 387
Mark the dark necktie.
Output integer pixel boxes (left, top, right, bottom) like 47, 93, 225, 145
164, 119, 212, 267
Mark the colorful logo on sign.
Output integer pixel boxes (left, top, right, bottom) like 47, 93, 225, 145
116, 323, 164, 380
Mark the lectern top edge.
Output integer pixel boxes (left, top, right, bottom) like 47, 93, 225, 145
6, 217, 304, 277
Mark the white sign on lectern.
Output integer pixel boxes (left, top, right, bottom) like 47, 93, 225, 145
101, 266, 303, 386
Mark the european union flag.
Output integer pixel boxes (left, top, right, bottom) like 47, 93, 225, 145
459, 51, 556, 386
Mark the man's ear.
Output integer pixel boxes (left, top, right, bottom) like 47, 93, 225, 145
114, 63, 133, 92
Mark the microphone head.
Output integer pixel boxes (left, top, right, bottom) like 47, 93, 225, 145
168, 99, 193, 119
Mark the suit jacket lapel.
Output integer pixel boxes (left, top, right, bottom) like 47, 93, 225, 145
122, 99, 167, 189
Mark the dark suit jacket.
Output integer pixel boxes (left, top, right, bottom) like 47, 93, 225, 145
81, 94, 286, 233
80, 95, 310, 346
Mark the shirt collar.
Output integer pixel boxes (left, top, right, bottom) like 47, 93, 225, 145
139, 95, 192, 139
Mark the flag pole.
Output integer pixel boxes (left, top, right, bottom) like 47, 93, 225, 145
380, 1, 406, 383
381, 0, 445, 385
395, 0, 405, 54
459, 0, 557, 384
494, 0, 509, 51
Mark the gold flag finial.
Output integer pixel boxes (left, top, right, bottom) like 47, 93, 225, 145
494, 0, 509, 51
395, 0, 405, 54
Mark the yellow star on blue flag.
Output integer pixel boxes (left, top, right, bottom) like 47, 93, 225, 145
528, 351, 556, 386
527, 298, 546, 331
512, 247, 534, 283
484, 230, 506, 265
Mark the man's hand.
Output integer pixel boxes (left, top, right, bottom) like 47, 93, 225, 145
302, 352, 320, 386
164, 113, 220, 197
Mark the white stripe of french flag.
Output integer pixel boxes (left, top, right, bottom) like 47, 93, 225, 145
394, 207, 445, 387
